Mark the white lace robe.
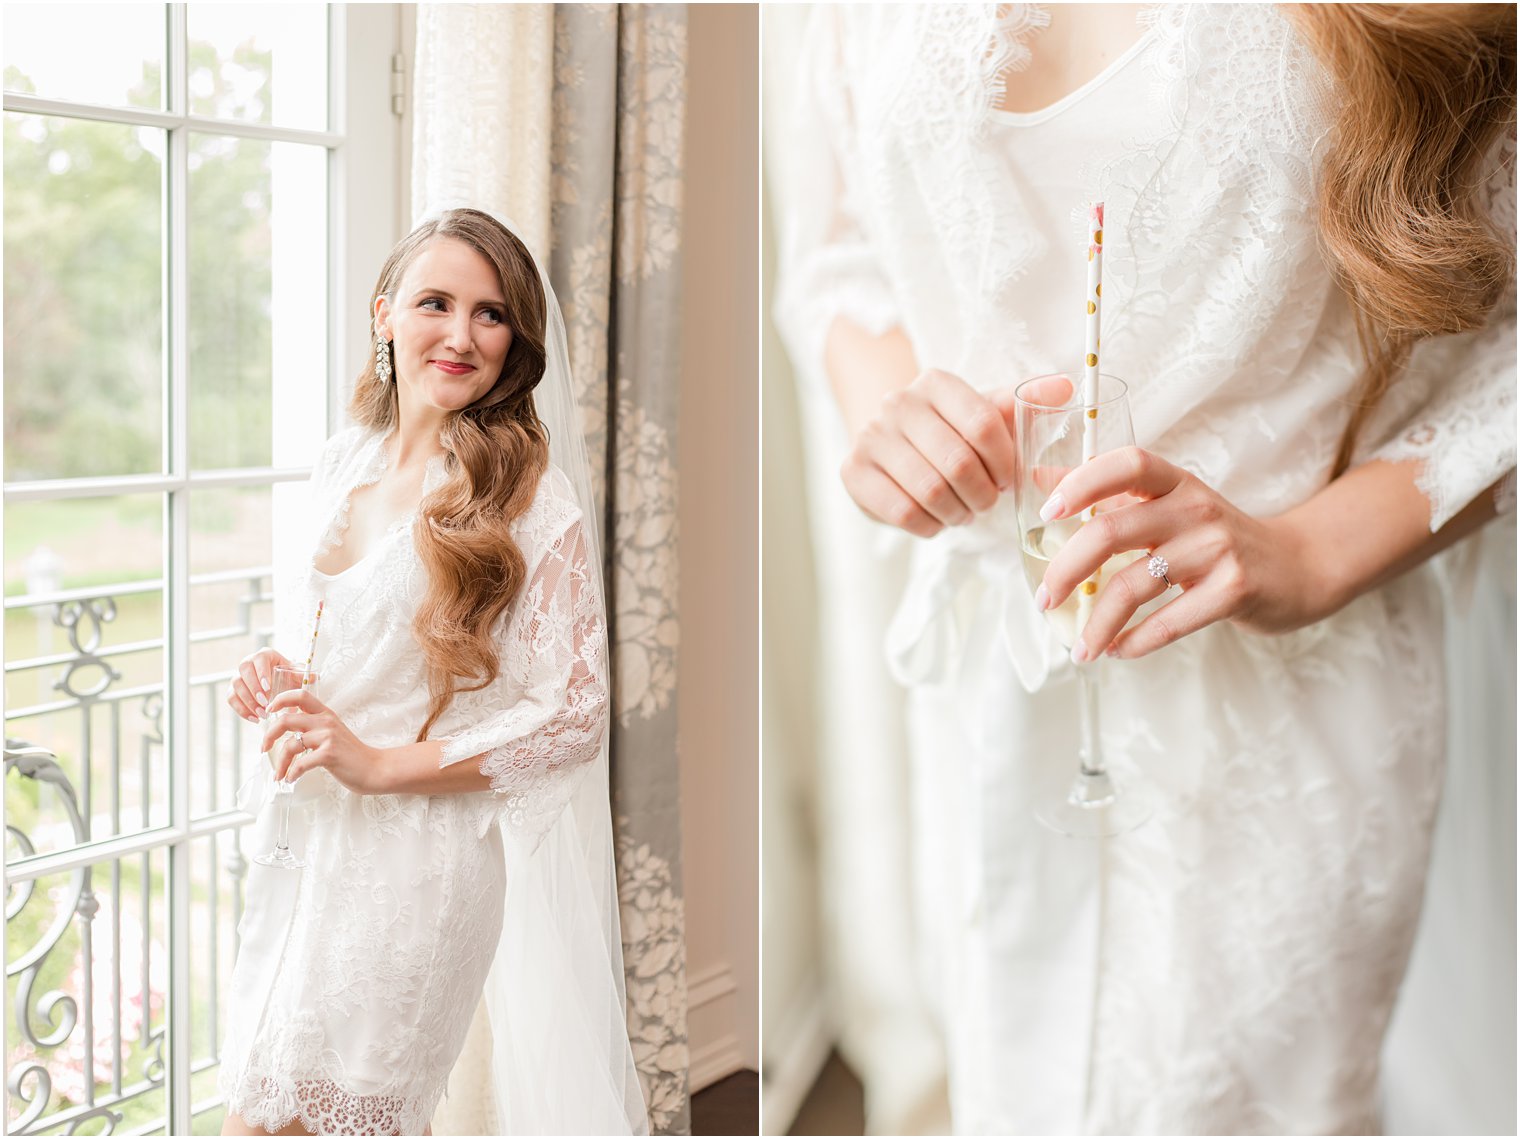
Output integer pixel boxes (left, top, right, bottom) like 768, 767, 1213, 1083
218, 427, 608, 1136
774, 4, 1516, 1134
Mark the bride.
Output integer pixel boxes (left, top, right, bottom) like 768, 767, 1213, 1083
776, 4, 1514, 1133
217, 208, 647, 1136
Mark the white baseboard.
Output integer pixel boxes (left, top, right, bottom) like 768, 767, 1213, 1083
759, 970, 831, 1134
690, 1031, 748, 1092
688, 961, 738, 1009
687, 962, 750, 1093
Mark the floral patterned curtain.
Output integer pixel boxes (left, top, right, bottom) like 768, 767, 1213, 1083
412, 5, 691, 1135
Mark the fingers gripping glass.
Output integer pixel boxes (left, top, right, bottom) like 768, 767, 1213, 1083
253, 665, 318, 869
1012, 373, 1154, 838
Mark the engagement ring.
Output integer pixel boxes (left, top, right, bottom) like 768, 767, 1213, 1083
1146, 554, 1173, 589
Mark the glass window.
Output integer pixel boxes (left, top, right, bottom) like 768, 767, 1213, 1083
2, 3, 165, 111
3, 7, 395, 1133
188, 137, 328, 472
187, 5, 329, 131
2, 848, 170, 1133
3, 114, 165, 481
5, 494, 169, 848
188, 485, 275, 818
187, 831, 245, 1133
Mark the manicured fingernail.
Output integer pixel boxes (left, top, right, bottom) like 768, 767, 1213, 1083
1039, 494, 1065, 522
1034, 583, 1050, 611
1071, 639, 1092, 664
260, 676, 270, 693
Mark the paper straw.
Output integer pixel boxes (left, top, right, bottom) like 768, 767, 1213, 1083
1082, 202, 1103, 470
300, 600, 325, 687
1077, 202, 1105, 632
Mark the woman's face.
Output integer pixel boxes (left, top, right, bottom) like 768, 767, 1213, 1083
374, 235, 515, 413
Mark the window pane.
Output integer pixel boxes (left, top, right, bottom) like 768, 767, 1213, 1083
3, 3, 164, 111
187, 5, 329, 131
3, 848, 169, 1133
187, 830, 247, 1134
3, 113, 165, 482
189, 486, 274, 817
4, 494, 168, 847
188, 136, 328, 471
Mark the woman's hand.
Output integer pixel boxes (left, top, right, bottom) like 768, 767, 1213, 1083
226, 647, 297, 724
261, 688, 389, 795
1037, 446, 1334, 662
840, 370, 1019, 538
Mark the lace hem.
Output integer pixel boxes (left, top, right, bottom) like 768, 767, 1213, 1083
1369, 294, 1516, 532
223, 1072, 443, 1137
1370, 128, 1516, 532
774, 256, 904, 399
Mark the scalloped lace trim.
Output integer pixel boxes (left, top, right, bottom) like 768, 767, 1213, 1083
984, 3, 1051, 110
312, 432, 449, 571
225, 1074, 437, 1137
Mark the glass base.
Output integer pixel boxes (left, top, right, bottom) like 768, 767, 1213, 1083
252, 847, 306, 870
1035, 769, 1155, 838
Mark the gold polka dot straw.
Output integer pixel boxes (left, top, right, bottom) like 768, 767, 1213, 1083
1078, 202, 1106, 630
1083, 201, 1104, 454
301, 600, 325, 686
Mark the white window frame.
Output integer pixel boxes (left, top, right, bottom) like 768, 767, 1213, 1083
2, 5, 406, 1132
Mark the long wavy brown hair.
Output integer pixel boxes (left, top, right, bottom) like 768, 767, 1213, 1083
351, 209, 550, 741
1285, 4, 1516, 479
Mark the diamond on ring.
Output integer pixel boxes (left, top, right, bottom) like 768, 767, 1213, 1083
1146, 554, 1173, 589
293, 731, 305, 750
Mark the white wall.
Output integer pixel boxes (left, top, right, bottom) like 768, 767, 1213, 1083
677, 3, 761, 1091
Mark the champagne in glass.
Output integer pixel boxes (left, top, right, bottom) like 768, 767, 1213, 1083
1012, 372, 1154, 837
1019, 520, 1143, 649
253, 665, 318, 869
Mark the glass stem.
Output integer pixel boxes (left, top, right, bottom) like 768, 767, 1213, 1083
274, 794, 292, 855
1077, 663, 1105, 778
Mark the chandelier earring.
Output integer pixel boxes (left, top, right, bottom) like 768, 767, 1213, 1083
375, 330, 393, 381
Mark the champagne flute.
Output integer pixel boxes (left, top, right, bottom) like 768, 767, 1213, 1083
1012, 371, 1154, 837
253, 664, 318, 869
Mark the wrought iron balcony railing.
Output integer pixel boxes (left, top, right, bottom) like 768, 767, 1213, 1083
5, 569, 273, 1134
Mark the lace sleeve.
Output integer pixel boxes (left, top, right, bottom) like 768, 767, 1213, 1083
436, 515, 609, 839
1366, 130, 1517, 530
771, 8, 903, 383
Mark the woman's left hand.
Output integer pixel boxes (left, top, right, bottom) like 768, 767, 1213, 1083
261, 688, 389, 795
1036, 446, 1333, 662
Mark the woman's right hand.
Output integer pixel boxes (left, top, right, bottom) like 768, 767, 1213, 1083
839, 369, 1019, 538
227, 647, 296, 725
